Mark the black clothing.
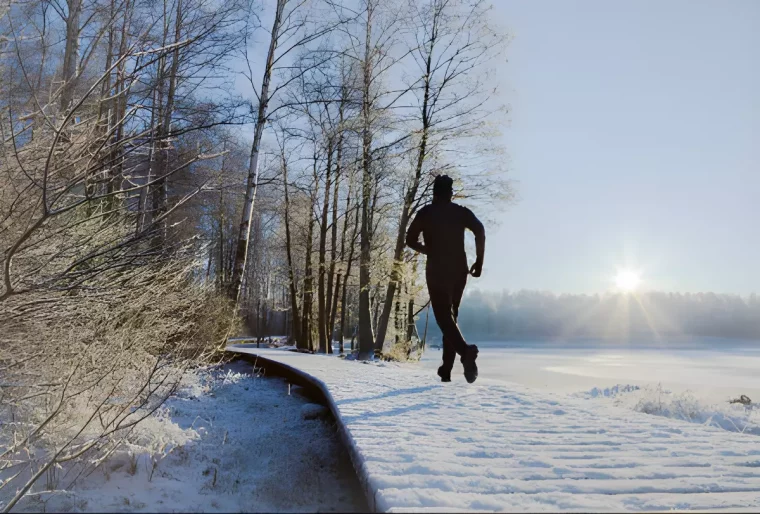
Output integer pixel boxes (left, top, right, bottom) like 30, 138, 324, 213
405, 201, 484, 275
406, 200, 485, 374
428, 268, 468, 375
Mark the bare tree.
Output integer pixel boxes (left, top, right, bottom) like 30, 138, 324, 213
374, 0, 510, 353
230, 0, 340, 305
0, 0, 247, 504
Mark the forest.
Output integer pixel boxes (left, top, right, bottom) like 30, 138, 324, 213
0, 0, 510, 505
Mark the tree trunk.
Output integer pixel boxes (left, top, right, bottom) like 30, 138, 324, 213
339, 202, 360, 354
151, 0, 183, 244
325, 158, 339, 353
218, 184, 225, 289
111, 2, 131, 222
357, 2, 375, 360
326, 93, 345, 353
372, 284, 381, 337
90, 7, 115, 219
283, 155, 303, 348
333, 161, 353, 351
329, 273, 342, 350
60, 0, 82, 113
301, 156, 319, 352
317, 141, 333, 353
229, 0, 285, 304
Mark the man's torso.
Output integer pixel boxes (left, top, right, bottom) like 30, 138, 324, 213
419, 202, 472, 275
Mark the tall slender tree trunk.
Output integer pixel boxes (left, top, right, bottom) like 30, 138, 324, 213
60, 0, 82, 114
339, 201, 360, 354
325, 158, 339, 353
218, 184, 225, 289
372, 285, 381, 335
282, 155, 303, 347
90, 4, 116, 218
329, 274, 341, 350
317, 141, 333, 353
230, 0, 285, 304
151, 0, 182, 244
325, 94, 345, 353
357, 2, 375, 360
301, 156, 319, 352
110, 2, 130, 222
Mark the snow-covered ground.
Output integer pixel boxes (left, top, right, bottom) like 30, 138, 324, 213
13, 361, 367, 513
230, 344, 760, 512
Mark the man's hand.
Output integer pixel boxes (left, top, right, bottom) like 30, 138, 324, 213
405, 211, 426, 255
469, 261, 482, 278
407, 241, 427, 255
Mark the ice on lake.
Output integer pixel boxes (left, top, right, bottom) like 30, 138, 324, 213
419, 339, 760, 402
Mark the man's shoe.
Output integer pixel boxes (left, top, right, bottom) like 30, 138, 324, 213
461, 345, 479, 384
437, 366, 451, 383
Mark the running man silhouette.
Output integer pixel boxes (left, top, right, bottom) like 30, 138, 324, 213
406, 175, 485, 383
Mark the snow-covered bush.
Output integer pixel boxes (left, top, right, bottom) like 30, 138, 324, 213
615, 384, 760, 435
0, 245, 238, 509
0, 154, 239, 509
380, 335, 425, 362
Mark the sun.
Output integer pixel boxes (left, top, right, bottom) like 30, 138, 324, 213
615, 269, 641, 292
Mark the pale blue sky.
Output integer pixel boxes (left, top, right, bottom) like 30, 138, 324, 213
476, 0, 759, 295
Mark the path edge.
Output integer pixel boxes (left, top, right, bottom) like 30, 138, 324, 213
226, 347, 382, 513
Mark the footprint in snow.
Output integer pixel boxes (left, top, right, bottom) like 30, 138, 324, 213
518, 459, 552, 468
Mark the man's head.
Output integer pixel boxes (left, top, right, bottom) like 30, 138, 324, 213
432, 175, 454, 202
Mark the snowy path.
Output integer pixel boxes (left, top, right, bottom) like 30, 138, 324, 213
12, 362, 367, 513
228, 346, 760, 513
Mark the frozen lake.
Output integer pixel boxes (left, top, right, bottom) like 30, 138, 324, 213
419, 339, 760, 402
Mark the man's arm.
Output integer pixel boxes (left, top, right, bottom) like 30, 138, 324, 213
464, 207, 485, 277
405, 210, 426, 254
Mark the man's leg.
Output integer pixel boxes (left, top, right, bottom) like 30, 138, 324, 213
437, 271, 467, 377
452, 272, 467, 323
439, 335, 457, 380
430, 282, 457, 381
449, 271, 478, 383
427, 274, 468, 359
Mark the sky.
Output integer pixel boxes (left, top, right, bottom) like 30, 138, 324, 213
475, 0, 759, 295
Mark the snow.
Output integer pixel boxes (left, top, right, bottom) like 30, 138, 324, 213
418, 340, 760, 401
228, 343, 760, 512
11, 361, 367, 513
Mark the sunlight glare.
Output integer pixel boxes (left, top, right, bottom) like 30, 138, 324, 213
615, 269, 641, 292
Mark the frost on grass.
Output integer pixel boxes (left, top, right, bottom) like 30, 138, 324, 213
6, 362, 367, 513
627, 385, 760, 436
584, 383, 760, 436
577, 384, 641, 399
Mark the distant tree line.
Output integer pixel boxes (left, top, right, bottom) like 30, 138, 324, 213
420, 291, 760, 342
